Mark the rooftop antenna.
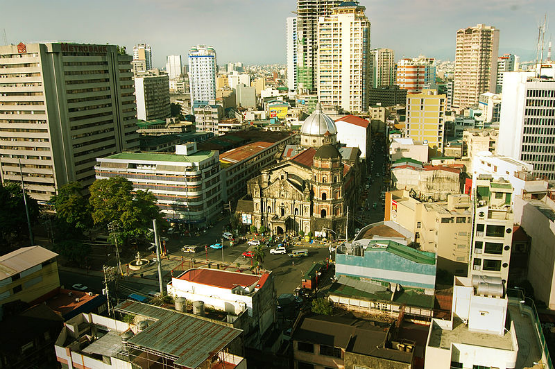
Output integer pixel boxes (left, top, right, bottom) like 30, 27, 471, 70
548, 40, 552, 63
536, 15, 547, 76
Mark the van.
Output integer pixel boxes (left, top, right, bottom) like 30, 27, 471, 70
289, 249, 308, 258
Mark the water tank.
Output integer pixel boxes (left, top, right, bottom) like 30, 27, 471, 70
193, 301, 205, 316
137, 320, 149, 331
121, 330, 134, 342
472, 275, 502, 287
476, 282, 504, 297
175, 297, 186, 312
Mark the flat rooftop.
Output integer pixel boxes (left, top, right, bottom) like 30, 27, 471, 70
176, 268, 269, 290
219, 141, 273, 164
103, 150, 215, 163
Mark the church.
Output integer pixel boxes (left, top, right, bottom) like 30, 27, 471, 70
246, 104, 361, 239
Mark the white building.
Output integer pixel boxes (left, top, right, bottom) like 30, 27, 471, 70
496, 53, 518, 93
396, 56, 436, 93
188, 45, 217, 106
193, 102, 224, 135
133, 43, 152, 71
316, 2, 371, 113
478, 92, 502, 123
497, 68, 555, 180
334, 115, 371, 160
134, 73, 171, 121
166, 55, 182, 79
286, 16, 297, 91
0, 42, 139, 202
95, 143, 222, 226
389, 138, 429, 163
228, 71, 251, 90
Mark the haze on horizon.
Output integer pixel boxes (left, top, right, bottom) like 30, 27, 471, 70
1, 0, 553, 67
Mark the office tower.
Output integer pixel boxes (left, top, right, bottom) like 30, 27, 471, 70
496, 53, 518, 93
188, 45, 217, 106
396, 56, 436, 94
166, 55, 182, 80
405, 89, 446, 156
371, 48, 395, 88
317, 2, 370, 113
497, 69, 555, 180
453, 24, 499, 110
0, 42, 139, 202
286, 16, 298, 91
134, 72, 171, 121
133, 43, 153, 71
296, 0, 344, 93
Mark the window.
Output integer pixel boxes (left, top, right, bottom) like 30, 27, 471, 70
484, 242, 503, 255
495, 192, 503, 199
486, 225, 505, 237
298, 342, 314, 353
322, 192, 327, 201
476, 224, 484, 232
483, 259, 501, 271
320, 344, 341, 358
417, 222, 422, 228
456, 217, 466, 223
13, 285, 22, 294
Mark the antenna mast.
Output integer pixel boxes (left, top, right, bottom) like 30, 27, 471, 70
2, 29, 7, 45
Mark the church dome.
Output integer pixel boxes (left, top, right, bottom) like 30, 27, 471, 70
300, 103, 337, 136
314, 144, 341, 160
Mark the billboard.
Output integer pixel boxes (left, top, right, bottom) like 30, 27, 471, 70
269, 105, 288, 120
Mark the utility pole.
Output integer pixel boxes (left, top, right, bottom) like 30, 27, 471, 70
345, 206, 349, 242
18, 159, 34, 245
153, 219, 164, 295
103, 265, 115, 316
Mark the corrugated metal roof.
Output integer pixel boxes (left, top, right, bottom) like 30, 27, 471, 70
219, 141, 272, 164
177, 268, 269, 290
0, 246, 57, 280
115, 301, 242, 368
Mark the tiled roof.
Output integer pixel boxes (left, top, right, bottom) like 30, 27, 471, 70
291, 148, 316, 168
335, 115, 370, 128
177, 268, 269, 290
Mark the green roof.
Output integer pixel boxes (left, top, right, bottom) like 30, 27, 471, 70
366, 240, 436, 265
106, 150, 215, 163
430, 156, 455, 160
303, 262, 325, 279
393, 158, 422, 166
490, 182, 512, 189
137, 119, 166, 128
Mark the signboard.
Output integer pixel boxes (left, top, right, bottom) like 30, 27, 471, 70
60, 43, 108, 54
242, 213, 252, 225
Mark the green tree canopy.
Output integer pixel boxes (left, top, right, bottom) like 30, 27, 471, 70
51, 181, 92, 232
0, 181, 39, 250
311, 297, 333, 315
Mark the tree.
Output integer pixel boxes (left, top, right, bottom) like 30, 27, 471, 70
259, 225, 267, 234
250, 225, 257, 234
51, 182, 92, 232
170, 103, 184, 120
252, 244, 265, 272
52, 239, 91, 266
0, 181, 40, 250
89, 177, 164, 247
311, 298, 333, 315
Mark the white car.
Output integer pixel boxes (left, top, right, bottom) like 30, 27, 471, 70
270, 246, 287, 254
223, 232, 234, 240
72, 283, 88, 291
248, 239, 260, 246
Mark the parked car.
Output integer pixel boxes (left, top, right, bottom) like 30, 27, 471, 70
242, 251, 254, 258
209, 243, 223, 249
72, 283, 87, 291
270, 246, 287, 254
182, 245, 200, 253
248, 239, 260, 246
222, 232, 234, 240
288, 249, 308, 258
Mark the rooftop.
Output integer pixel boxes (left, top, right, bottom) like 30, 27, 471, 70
176, 268, 269, 290
0, 246, 57, 280
335, 114, 370, 128
219, 141, 273, 164
104, 150, 215, 163
364, 240, 436, 265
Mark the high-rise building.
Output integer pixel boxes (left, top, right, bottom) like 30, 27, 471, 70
188, 45, 217, 106
405, 89, 446, 156
396, 56, 436, 94
497, 68, 555, 180
166, 55, 182, 80
133, 43, 152, 71
296, 0, 344, 93
316, 2, 371, 113
453, 24, 499, 110
371, 48, 395, 88
0, 42, 139, 202
286, 16, 298, 91
496, 53, 518, 93
134, 72, 171, 121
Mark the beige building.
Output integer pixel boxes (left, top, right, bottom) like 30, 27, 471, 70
462, 128, 498, 172
405, 89, 446, 156
317, 2, 371, 113
371, 48, 395, 88
0, 42, 139, 202
391, 163, 461, 201
389, 138, 429, 163
387, 190, 472, 275
453, 24, 500, 110
134, 72, 170, 121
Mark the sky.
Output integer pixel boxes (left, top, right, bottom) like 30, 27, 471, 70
1, 0, 554, 68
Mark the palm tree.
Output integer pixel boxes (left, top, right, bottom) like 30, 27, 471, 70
253, 244, 265, 273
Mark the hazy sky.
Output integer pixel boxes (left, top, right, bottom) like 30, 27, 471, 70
1, 0, 553, 67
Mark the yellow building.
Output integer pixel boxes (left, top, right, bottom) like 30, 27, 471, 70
0, 246, 60, 305
216, 75, 229, 90
405, 89, 446, 156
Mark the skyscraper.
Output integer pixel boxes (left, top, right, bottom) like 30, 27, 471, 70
133, 43, 153, 71
453, 24, 499, 110
496, 53, 518, 93
286, 16, 298, 92
396, 56, 436, 94
296, 0, 344, 93
188, 45, 217, 106
135, 72, 171, 121
0, 42, 139, 202
166, 55, 182, 80
497, 68, 555, 180
371, 48, 395, 88
317, 2, 371, 113
405, 89, 446, 156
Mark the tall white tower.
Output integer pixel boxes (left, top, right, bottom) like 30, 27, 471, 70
188, 45, 217, 106
166, 55, 182, 80
286, 17, 297, 92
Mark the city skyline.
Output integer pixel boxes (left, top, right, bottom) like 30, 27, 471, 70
1, 0, 553, 67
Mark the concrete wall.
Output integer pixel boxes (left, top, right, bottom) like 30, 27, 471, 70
345, 351, 411, 369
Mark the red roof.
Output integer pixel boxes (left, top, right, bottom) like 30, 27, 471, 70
423, 165, 461, 174
178, 268, 269, 290
291, 148, 316, 168
335, 115, 370, 128
220, 142, 273, 163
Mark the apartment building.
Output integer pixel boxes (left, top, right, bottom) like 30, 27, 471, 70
496, 53, 518, 93
95, 143, 221, 226
462, 128, 497, 165
316, 1, 371, 113
478, 92, 502, 123
405, 89, 446, 156
134, 72, 170, 121
497, 69, 555, 180
453, 24, 499, 110
193, 101, 224, 135
371, 48, 395, 88
396, 56, 436, 93
165, 54, 182, 80
132, 43, 152, 71
286, 16, 298, 91
0, 42, 139, 202
188, 45, 217, 106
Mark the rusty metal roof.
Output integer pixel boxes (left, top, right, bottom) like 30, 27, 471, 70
0, 246, 58, 280
114, 301, 242, 368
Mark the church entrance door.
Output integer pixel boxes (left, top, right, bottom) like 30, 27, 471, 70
276, 226, 284, 235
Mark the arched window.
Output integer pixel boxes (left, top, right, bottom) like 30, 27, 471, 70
334, 176, 338, 183
322, 192, 327, 201
295, 208, 299, 215
281, 207, 285, 217
267, 206, 271, 214
323, 176, 327, 183
321, 209, 326, 218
